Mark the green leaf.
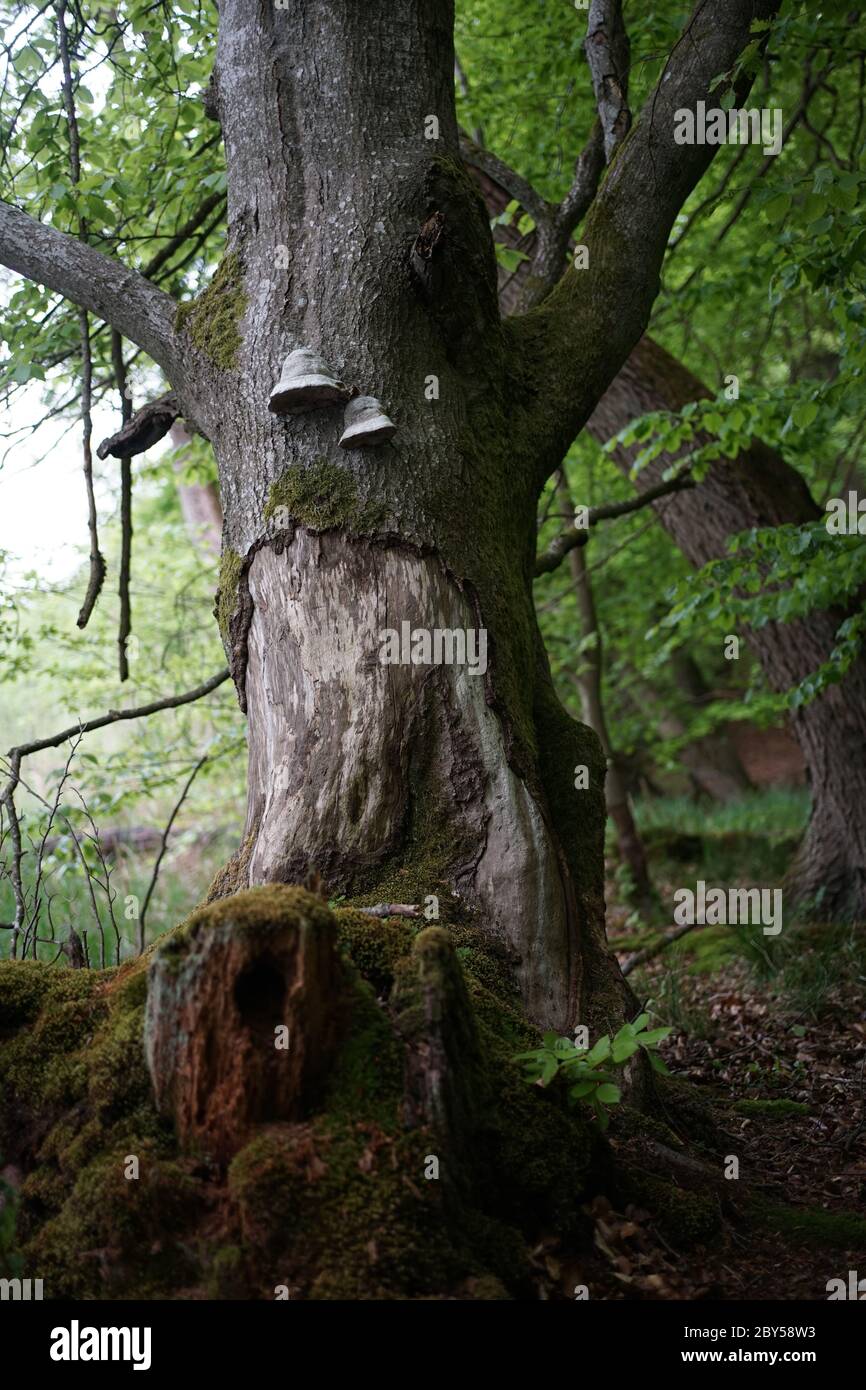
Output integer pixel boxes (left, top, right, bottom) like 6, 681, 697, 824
765, 193, 792, 224
648, 1052, 670, 1075
596, 1083, 621, 1105
639, 1027, 671, 1047
540, 1056, 558, 1086
568, 1080, 598, 1100
586, 1035, 611, 1065
792, 401, 819, 429
591, 1099, 610, 1131
612, 1033, 640, 1064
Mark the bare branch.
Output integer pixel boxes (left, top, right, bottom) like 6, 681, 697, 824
138, 753, 209, 952
459, 132, 550, 227
74, 308, 106, 629
621, 921, 700, 976
534, 471, 695, 575
6, 668, 230, 762
56, 1, 106, 629
111, 330, 133, 680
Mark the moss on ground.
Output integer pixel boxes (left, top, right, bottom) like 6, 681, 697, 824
0, 892, 594, 1298
732, 1099, 810, 1119
751, 1201, 866, 1250
3, 887, 824, 1299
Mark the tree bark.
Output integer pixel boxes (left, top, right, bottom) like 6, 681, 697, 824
588, 336, 866, 918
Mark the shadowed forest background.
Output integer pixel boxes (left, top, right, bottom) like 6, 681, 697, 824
0, 0, 864, 1304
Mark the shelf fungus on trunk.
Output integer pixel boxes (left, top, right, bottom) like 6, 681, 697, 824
268, 349, 350, 415
143, 886, 348, 1162
338, 395, 397, 449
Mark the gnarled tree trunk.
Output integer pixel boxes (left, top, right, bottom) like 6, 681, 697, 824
200, 0, 622, 1033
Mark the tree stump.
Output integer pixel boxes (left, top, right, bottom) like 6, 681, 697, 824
144, 887, 345, 1162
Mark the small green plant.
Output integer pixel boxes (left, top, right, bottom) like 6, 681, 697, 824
514, 1013, 671, 1130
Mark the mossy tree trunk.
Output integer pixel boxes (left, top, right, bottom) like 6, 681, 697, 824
0, 0, 780, 1029
196, 0, 629, 1033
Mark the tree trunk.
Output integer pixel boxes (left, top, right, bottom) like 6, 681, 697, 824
555, 477, 655, 914
202, 0, 626, 1034
171, 420, 223, 556
588, 336, 866, 918
668, 650, 752, 802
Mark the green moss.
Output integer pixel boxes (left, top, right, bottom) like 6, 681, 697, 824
0, 960, 99, 1034
229, 1126, 322, 1254
265, 459, 386, 534
323, 971, 405, 1125
343, 793, 470, 921
0, 979, 106, 1114
0, 887, 599, 1300
206, 1245, 249, 1299
334, 908, 418, 995
162, 885, 336, 975
26, 1148, 200, 1298
215, 547, 243, 649
732, 1099, 809, 1119
752, 1202, 866, 1250
629, 1175, 720, 1246
175, 253, 247, 370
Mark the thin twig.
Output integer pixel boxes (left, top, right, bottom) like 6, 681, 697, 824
138, 753, 209, 953
112, 329, 133, 680
56, 0, 106, 627
6, 668, 230, 761
621, 921, 701, 976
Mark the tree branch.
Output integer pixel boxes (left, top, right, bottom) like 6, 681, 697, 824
534, 471, 695, 575
585, 0, 631, 161
112, 330, 133, 681
137, 753, 209, 953
459, 132, 551, 227
0, 199, 181, 376
6, 669, 230, 762
512, 0, 782, 479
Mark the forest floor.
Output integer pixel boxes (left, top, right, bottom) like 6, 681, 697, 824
533, 842, 866, 1302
